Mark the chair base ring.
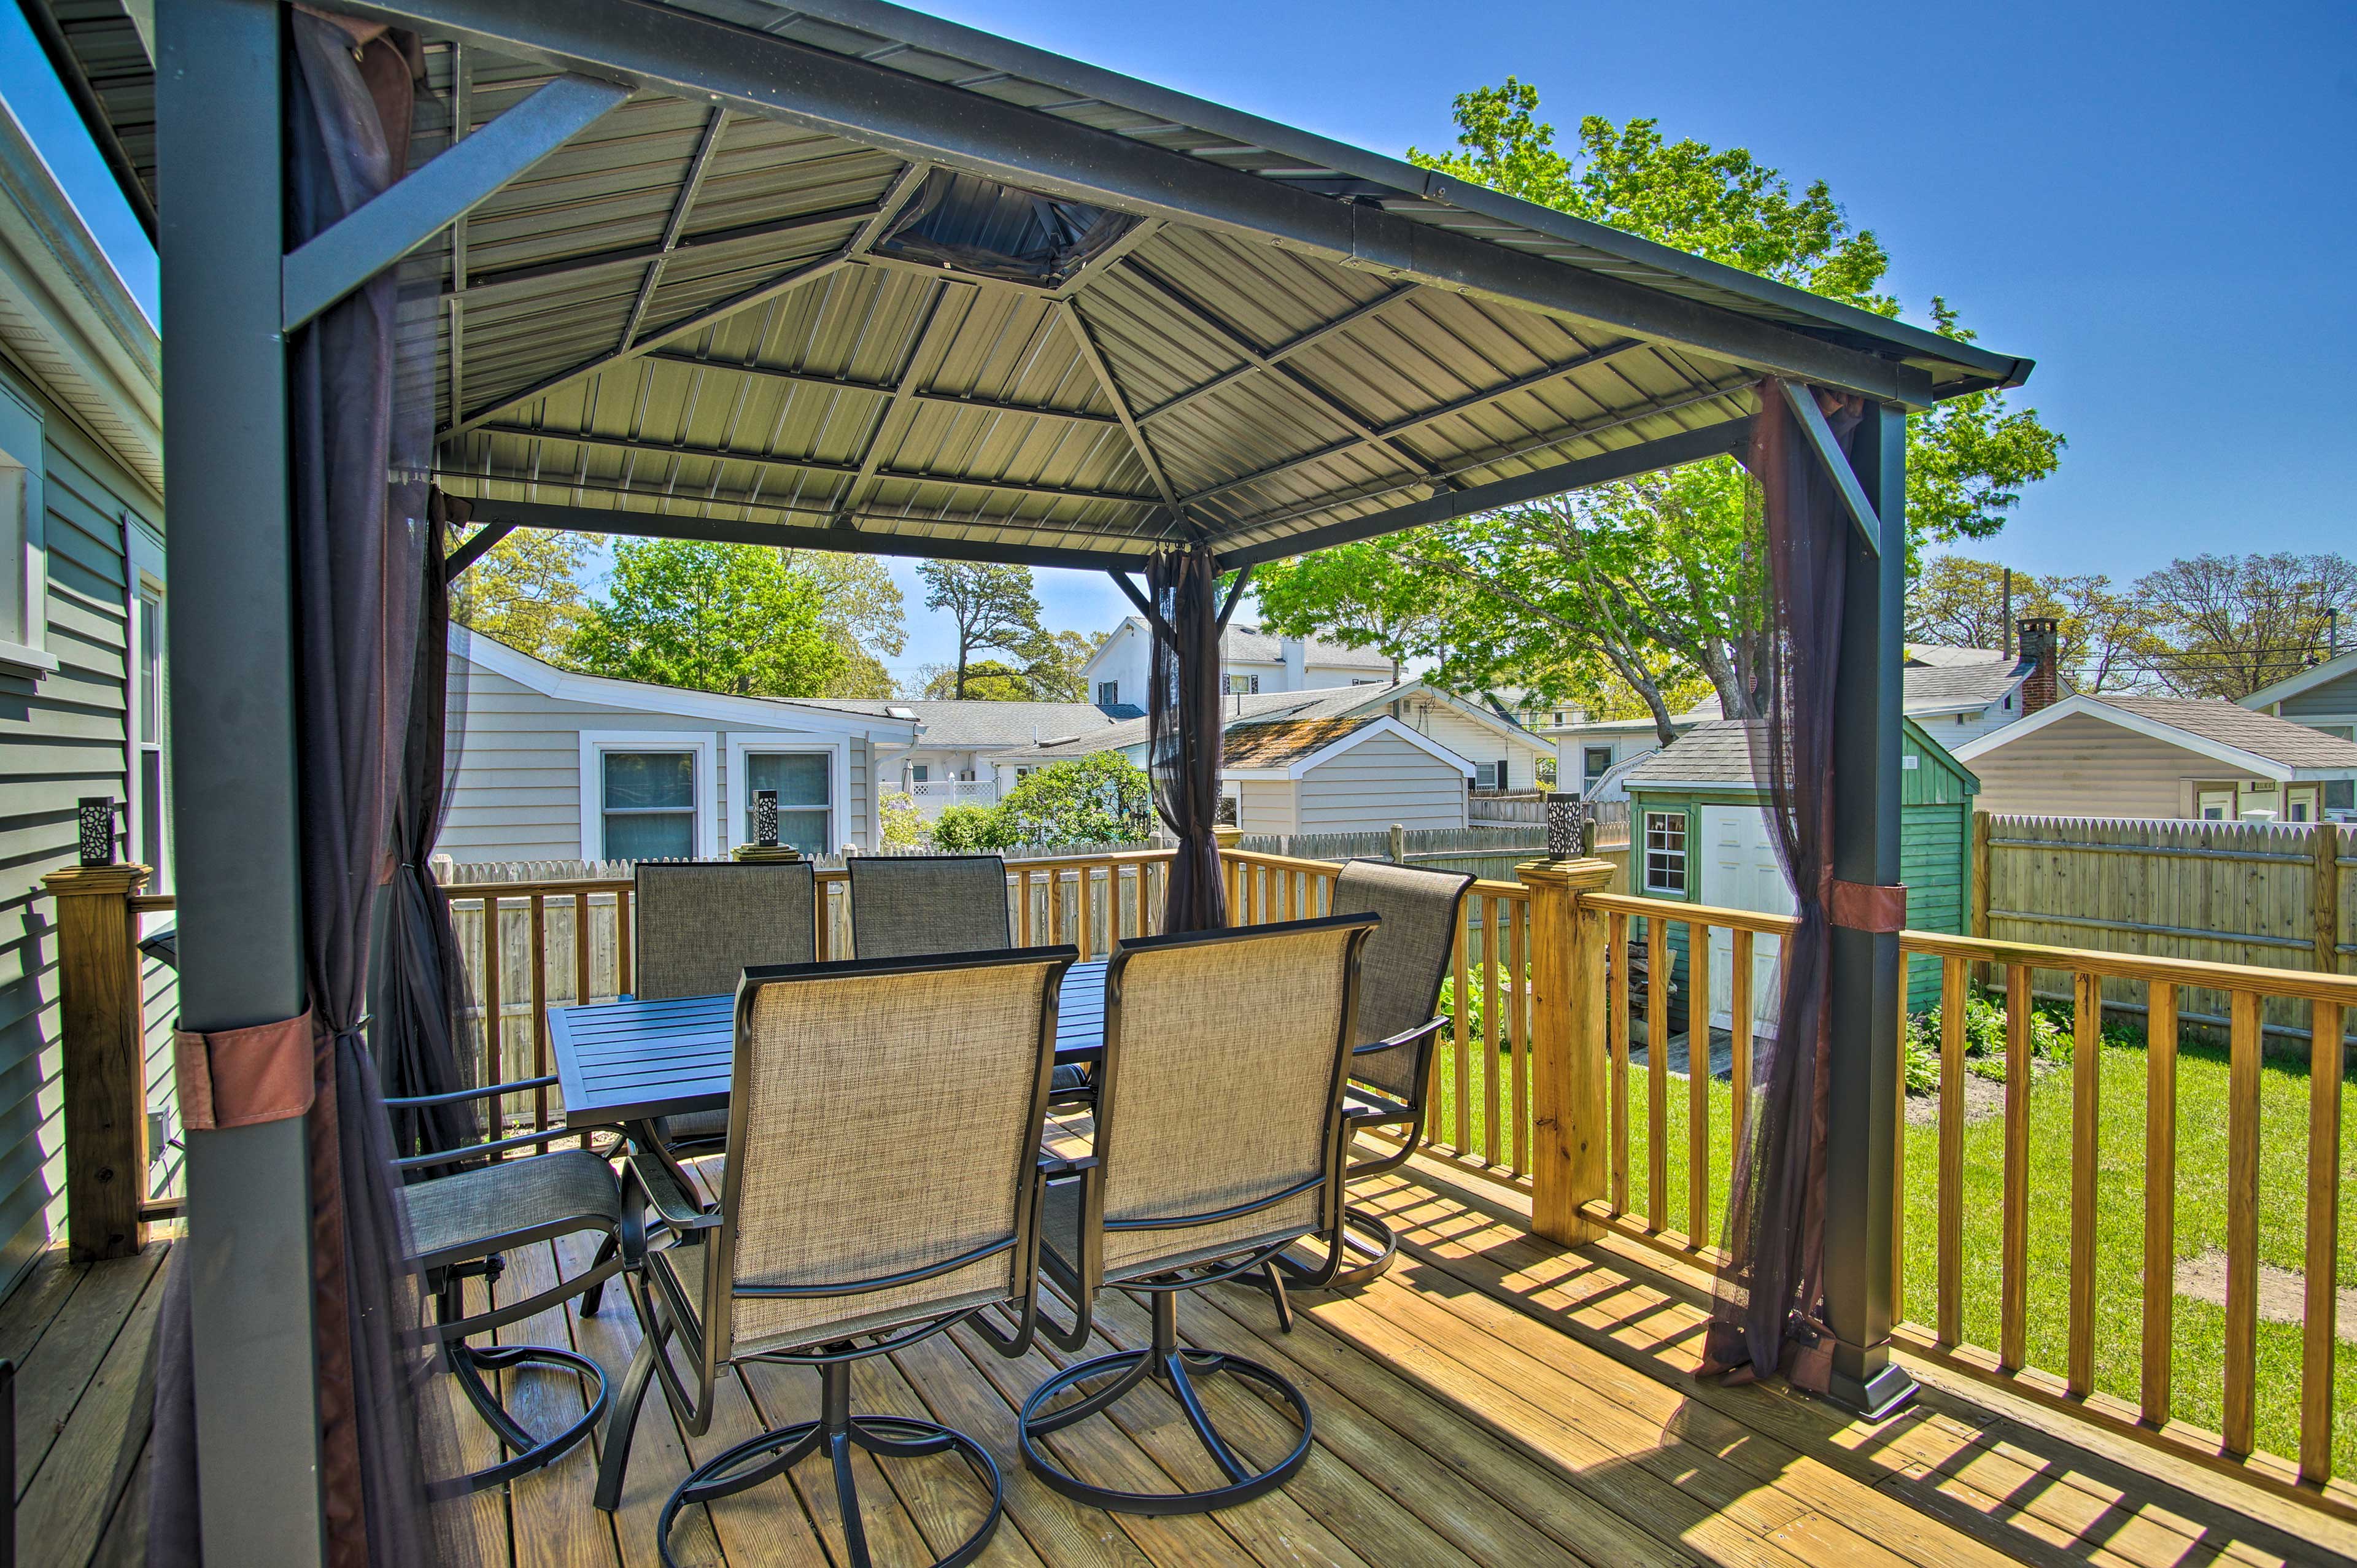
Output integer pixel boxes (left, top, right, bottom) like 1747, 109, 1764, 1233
659, 1413, 1002, 1568
1018, 1343, 1312, 1516
437, 1343, 609, 1496
1287, 1202, 1399, 1290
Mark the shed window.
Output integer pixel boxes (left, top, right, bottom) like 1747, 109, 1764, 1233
1643, 811, 1688, 895
741, 751, 830, 854
603, 752, 697, 860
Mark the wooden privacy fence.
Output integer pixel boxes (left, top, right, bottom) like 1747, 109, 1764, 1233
1976, 813, 2355, 1045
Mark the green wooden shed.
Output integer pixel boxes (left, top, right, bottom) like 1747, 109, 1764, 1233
1622, 718, 1979, 1019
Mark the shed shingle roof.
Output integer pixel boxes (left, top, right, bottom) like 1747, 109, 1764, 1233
1221, 718, 1376, 768
1620, 721, 1770, 789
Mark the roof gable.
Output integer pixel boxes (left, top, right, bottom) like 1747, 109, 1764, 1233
2240, 647, 2357, 713
1953, 693, 2357, 777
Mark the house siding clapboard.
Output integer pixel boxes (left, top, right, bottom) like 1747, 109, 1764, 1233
0, 396, 158, 1293
1236, 776, 1296, 835
1965, 710, 2249, 819
2275, 666, 2357, 725
445, 650, 872, 863
1295, 730, 1466, 832
1390, 694, 1547, 789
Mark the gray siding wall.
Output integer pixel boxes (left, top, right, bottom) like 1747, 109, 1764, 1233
0, 386, 157, 1295
1295, 731, 1466, 832
446, 652, 872, 861
1968, 711, 2254, 819
1390, 697, 1545, 786
1236, 776, 1295, 835
2277, 667, 2357, 725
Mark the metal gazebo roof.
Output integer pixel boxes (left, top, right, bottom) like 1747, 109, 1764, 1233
29, 0, 2032, 572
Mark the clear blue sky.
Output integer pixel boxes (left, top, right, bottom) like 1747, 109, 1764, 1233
6, 0, 2351, 685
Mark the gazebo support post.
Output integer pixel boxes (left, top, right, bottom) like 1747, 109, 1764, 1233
158, 1, 330, 1559
1821, 402, 1917, 1419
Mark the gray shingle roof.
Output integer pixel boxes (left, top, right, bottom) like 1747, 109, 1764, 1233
1620, 721, 1770, 789
2096, 697, 2357, 769
1903, 657, 2035, 713
1000, 679, 1422, 762
799, 698, 1139, 749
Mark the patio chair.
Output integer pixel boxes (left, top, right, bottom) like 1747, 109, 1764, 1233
381, 1079, 629, 1493
848, 852, 1093, 1100
592, 944, 1078, 1568
632, 859, 818, 1153
1272, 858, 1474, 1296
1020, 912, 1375, 1515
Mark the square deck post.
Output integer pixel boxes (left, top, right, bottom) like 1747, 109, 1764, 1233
159, 0, 330, 1558
1822, 402, 1916, 1419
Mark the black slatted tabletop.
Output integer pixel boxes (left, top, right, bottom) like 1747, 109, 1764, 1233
548, 960, 1108, 1127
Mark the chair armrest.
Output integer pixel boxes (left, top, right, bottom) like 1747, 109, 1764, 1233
391, 1121, 587, 1172
1351, 1016, 1446, 1057
623, 1154, 716, 1233
1037, 1152, 1098, 1182
384, 1073, 559, 1109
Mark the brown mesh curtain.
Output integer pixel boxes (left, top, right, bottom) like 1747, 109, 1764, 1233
1147, 546, 1227, 932
1708, 379, 1865, 1392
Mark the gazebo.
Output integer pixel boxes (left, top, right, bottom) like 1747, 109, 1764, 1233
35, 1, 2032, 1560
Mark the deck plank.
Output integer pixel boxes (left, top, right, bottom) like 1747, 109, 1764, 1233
496, 1239, 622, 1568
15, 1245, 167, 1556
12, 1245, 161, 1503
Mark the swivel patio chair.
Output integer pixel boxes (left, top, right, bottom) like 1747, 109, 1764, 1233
381, 1081, 629, 1493
848, 852, 1094, 1100
1271, 857, 1473, 1298
592, 944, 1078, 1568
632, 859, 817, 1154
1021, 912, 1376, 1515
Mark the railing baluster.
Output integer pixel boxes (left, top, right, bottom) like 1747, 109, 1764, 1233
1937, 955, 1966, 1346
2301, 998, 2343, 1485
616, 885, 632, 997
1482, 896, 1502, 1169
2142, 981, 2177, 1426
1135, 860, 1150, 938
2225, 989, 2261, 1455
1895, 978, 1908, 1321
1453, 898, 1472, 1156
1687, 918, 1711, 1246
530, 892, 550, 1134
480, 894, 502, 1133
1078, 862, 1094, 958
1730, 927, 1752, 1156
1509, 895, 1530, 1181
2068, 970, 2101, 1396
2002, 962, 2030, 1370
816, 876, 833, 961
1646, 915, 1668, 1232
1609, 910, 1630, 1215
573, 889, 591, 1008
1018, 868, 1034, 945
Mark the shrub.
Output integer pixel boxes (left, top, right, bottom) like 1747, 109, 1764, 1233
995, 752, 1152, 848
930, 801, 1015, 851
1903, 987, 2072, 1086
877, 790, 926, 851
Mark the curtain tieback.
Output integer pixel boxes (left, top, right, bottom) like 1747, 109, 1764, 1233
174, 1009, 317, 1129
1827, 879, 1906, 933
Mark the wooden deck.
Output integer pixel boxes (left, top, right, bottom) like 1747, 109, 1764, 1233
27, 1161, 2357, 1567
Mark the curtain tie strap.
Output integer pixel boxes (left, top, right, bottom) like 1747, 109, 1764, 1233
1827, 879, 1906, 933
175, 1010, 317, 1129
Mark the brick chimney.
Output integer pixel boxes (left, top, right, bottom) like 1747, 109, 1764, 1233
2016, 617, 2059, 714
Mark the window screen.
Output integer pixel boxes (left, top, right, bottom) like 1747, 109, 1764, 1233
603, 752, 695, 860
743, 752, 830, 854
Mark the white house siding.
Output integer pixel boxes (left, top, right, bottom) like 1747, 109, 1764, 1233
1966, 711, 2253, 819
1389, 695, 1547, 789
1236, 776, 1296, 835
1925, 698, 2018, 750
1295, 731, 1467, 832
444, 652, 873, 862
0, 400, 158, 1294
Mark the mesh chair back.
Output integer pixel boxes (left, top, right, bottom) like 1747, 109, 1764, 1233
1329, 859, 1472, 1101
633, 861, 816, 1000
1092, 915, 1373, 1281
846, 854, 1012, 959
710, 948, 1072, 1356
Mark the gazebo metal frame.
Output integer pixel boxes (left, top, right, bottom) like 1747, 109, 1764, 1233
31, 0, 2035, 1557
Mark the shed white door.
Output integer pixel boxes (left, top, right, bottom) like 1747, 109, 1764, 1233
1700, 805, 1793, 1038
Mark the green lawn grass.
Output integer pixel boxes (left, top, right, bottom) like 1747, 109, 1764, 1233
1426, 1007, 2357, 1475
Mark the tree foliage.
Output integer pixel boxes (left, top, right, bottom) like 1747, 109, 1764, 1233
917, 562, 1047, 698
1261, 82, 2065, 730
925, 752, 1151, 851
783, 550, 906, 698
2129, 553, 2357, 698
568, 539, 844, 698
448, 530, 594, 665
1906, 555, 2154, 694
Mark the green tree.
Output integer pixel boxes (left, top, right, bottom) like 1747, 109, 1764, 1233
1261, 83, 2064, 728
917, 561, 1049, 698
449, 529, 594, 665
2129, 552, 2357, 698
919, 658, 1031, 700
996, 753, 1151, 848
929, 801, 1017, 852
783, 549, 906, 698
568, 539, 844, 697
1907, 555, 2154, 693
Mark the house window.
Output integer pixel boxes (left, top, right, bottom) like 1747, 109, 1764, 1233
1097, 680, 1119, 705
1218, 779, 1240, 826
602, 751, 697, 860
136, 587, 165, 876
741, 752, 831, 854
1643, 811, 1688, 895
1225, 673, 1259, 695
1475, 762, 1496, 790
2329, 779, 2355, 812
910, 763, 929, 784
1351, 677, 1382, 686
0, 382, 49, 668
1583, 747, 1614, 789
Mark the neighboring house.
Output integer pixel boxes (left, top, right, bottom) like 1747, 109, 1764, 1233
797, 696, 1140, 815
444, 629, 916, 861
1953, 693, 2357, 822
1552, 624, 2056, 800
2239, 649, 2357, 818
989, 678, 1547, 818
0, 100, 169, 1295
1624, 719, 1976, 1036
1217, 718, 1473, 835
1078, 617, 1395, 708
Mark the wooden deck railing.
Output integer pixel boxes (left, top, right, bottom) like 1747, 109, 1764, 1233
45, 842, 2357, 1518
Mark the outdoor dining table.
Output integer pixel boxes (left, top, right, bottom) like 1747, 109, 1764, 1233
546, 959, 1110, 1127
